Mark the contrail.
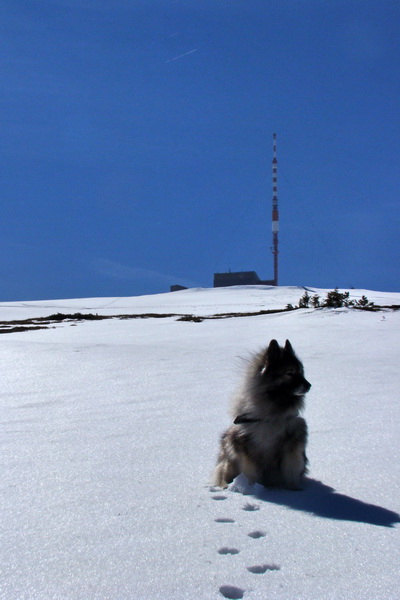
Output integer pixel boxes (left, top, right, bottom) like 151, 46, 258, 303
165, 48, 198, 63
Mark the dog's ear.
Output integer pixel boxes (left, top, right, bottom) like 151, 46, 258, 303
266, 339, 281, 362
284, 339, 295, 355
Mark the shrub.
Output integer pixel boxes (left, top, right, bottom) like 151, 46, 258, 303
355, 295, 375, 309
298, 291, 310, 308
310, 294, 320, 308
321, 288, 351, 308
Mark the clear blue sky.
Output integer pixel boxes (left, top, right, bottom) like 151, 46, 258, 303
1, 0, 399, 301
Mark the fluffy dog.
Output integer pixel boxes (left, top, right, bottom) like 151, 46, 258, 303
214, 339, 311, 490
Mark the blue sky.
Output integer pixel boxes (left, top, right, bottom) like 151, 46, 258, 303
1, 0, 399, 300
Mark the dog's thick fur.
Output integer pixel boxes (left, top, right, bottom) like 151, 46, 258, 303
214, 339, 311, 490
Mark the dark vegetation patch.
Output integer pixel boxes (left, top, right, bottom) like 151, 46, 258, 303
0, 312, 181, 334
0, 325, 50, 334
177, 307, 289, 322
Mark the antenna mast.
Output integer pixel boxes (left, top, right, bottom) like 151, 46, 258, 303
272, 133, 279, 286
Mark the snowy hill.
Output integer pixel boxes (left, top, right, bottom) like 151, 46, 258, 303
1, 286, 399, 599
1, 284, 399, 320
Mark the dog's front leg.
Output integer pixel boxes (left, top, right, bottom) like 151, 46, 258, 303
281, 417, 308, 490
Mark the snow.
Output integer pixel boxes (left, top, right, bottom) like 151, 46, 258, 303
1, 286, 399, 599
0, 285, 398, 321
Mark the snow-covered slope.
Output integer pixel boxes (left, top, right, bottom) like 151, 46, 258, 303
1, 286, 399, 599
0, 285, 398, 321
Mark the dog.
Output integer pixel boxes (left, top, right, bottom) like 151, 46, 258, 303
214, 339, 311, 490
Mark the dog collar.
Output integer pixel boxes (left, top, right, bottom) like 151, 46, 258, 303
233, 414, 261, 424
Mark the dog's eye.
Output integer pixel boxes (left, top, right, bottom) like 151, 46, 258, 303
286, 370, 296, 377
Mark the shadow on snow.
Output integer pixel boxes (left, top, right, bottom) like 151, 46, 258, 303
247, 478, 400, 528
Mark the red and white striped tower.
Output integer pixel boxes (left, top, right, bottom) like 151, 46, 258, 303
272, 133, 279, 286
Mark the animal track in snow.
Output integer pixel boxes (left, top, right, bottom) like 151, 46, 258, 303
247, 530, 266, 539
247, 563, 281, 574
219, 584, 245, 599
242, 502, 260, 511
212, 490, 280, 598
218, 547, 240, 555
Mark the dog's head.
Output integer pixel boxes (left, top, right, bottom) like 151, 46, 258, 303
258, 339, 311, 407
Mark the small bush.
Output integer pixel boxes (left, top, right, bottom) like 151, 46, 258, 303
321, 289, 351, 308
298, 291, 310, 308
310, 294, 320, 308
355, 295, 374, 308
